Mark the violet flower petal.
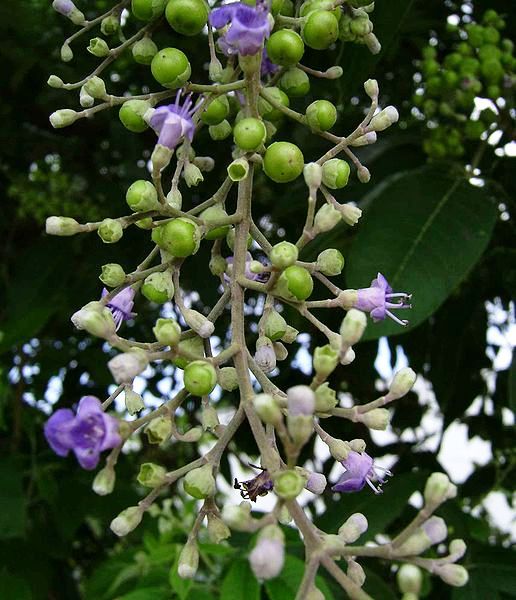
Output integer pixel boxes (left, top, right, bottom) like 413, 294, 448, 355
44, 408, 75, 456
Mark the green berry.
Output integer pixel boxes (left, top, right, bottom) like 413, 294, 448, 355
119, 100, 151, 133
303, 10, 339, 50
184, 360, 217, 396
266, 30, 304, 67
141, 271, 175, 303
201, 96, 229, 125
279, 265, 313, 301
263, 142, 304, 183
132, 37, 158, 65
126, 180, 159, 211
459, 57, 479, 77
316, 248, 344, 276
233, 117, 267, 151
259, 87, 290, 121
201, 205, 230, 240
132, 0, 167, 21
322, 159, 350, 189
151, 48, 191, 88
279, 68, 310, 97
306, 99, 337, 131
165, 0, 208, 35
270, 241, 299, 269
159, 218, 200, 257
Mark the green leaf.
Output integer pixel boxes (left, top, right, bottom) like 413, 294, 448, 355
0, 569, 32, 600
118, 587, 169, 600
265, 556, 334, 600
0, 458, 26, 539
344, 167, 498, 339
220, 559, 260, 600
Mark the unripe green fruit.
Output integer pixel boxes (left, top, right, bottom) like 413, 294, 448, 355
322, 159, 350, 189
263, 142, 304, 183
132, 37, 158, 64
126, 180, 159, 211
306, 99, 337, 131
270, 241, 299, 269
98, 219, 123, 243
280, 0, 294, 16
226, 228, 252, 251
266, 30, 304, 67
119, 100, 151, 132
279, 266, 313, 301
100, 263, 126, 287
165, 0, 208, 35
209, 119, 232, 140
153, 317, 181, 345
300, 0, 340, 19
302, 11, 339, 50
483, 26, 500, 45
142, 271, 174, 303
478, 44, 502, 62
132, 0, 167, 21
184, 360, 217, 396
201, 96, 229, 125
233, 117, 267, 151
201, 205, 230, 240
316, 248, 344, 276
459, 57, 479, 77
151, 48, 191, 89
259, 87, 290, 121
279, 68, 310, 97
159, 218, 200, 256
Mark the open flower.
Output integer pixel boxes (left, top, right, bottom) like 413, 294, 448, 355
355, 273, 411, 326
44, 396, 121, 470
332, 451, 392, 494
101, 287, 136, 330
209, 1, 271, 56
149, 90, 200, 150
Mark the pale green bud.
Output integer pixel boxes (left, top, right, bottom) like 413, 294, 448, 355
137, 462, 167, 487
364, 32, 381, 55
47, 75, 64, 88
340, 309, 367, 346
435, 564, 469, 587
182, 309, 215, 339
184, 163, 204, 187
71, 301, 116, 339
397, 517, 447, 555
151, 144, 174, 172
253, 393, 282, 425
303, 162, 322, 189
92, 466, 116, 496
125, 388, 145, 415
328, 438, 350, 461
222, 501, 252, 531
183, 464, 216, 499
347, 560, 366, 587
349, 438, 366, 453
350, 131, 377, 147
227, 157, 249, 181
80, 87, 94, 108
153, 318, 181, 346
369, 106, 399, 131
306, 587, 325, 600
180, 426, 202, 442
126, 179, 159, 212
218, 367, 239, 391
142, 271, 175, 303
98, 218, 123, 243
357, 165, 371, 183
316, 248, 344, 276
100, 263, 126, 287
389, 367, 417, 399
60, 43, 73, 62
361, 408, 390, 430
325, 66, 343, 79
101, 14, 120, 35
449, 539, 467, 560
281, 325, 299, 344
178, 541, 199, 579
110, 506, 143, 537
338, 513, 368, 543
194, 156, 215, 172
88, 37, 110, 57
313, 344, 339, 377
145, 416, 172, 444
207, 513, 231, 543
272, 469, 306, 500
313, 204, 341, 233
314, 383, 337, 412
397, 564, 423, 595
322, 159, 350, 189
210, 255, 227, 276
263, 310, 287, 341
166, 188, 183, 210
132, 37, 158, 65
108, 349, 148, 384
46, 216, 81, 236
202, 404, 219, 430
209, 57, 224, 81
84, 76, 107, 99
364, 78, 379, 98
49, 109, 78, 128
424, 472, 457, 507
269, 242, 299, 269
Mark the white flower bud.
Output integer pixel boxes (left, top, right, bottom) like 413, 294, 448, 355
178, 541, 199, 579
110, 506, 143, 537
389, 367, 417, 399
313, 204, 341, 233
46, 216, 81, 236
47, 75, 64, 88
338, 203, 363, 226
435, 564, 469, 587
338, 513, 368, 543
255, 336, 276, 373
71, 301, 116, 340
364, 78, 379, 99
424, 472, 456, 507
193, 156, 215, 172
347, 560, 366, 586
370, 105, 399, 132
253, 393, 282, 425
287, 385, 315, 416
108, 350, 148, 384
340, 309, 367, 346
60, 43, 73, 62
449, 539, 467, 560
49, 109, 78, 128
340, 347, 356, 365
249, 538, 285, 580
397, 516, 447, 555
182, 309, 215, 339
351, 131, 377, 147
360, 408, 390, 430
364, 32, 381, 54
303, 162, 323, 189
325, 66, 343, 79
305, 472, 327, 495
397, 564, 423, 594
93, 466, 116, 496
151, 144, 174, 172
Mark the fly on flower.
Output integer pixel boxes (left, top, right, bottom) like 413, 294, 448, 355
234, 463, 274, 501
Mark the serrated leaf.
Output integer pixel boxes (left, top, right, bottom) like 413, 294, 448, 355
220, 559, 260, 600
344, 167, 497, 339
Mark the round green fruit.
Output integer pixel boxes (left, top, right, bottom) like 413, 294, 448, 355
160, 218, 200, 256
305, 99, 337, 131
266, 30, 304, 67
201, 96, 229, 125
119, 99, 150, 133
201, 205, 230, 240
132, 0, 167, 21
302, 10, 339, 50
151, 48, 191, 88
165, 0, 208, 36
280, 266, 313, 301
184, 360, 217, 396
233, 117, 267, 151
279, 68, 310, 97
263, 142, 304, 183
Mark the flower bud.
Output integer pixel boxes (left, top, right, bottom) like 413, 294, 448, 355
84, 76, 107, 99
209, 255, 227, 276
183, 464, 216, 499
142, 271, 175, 304
339, 203, 363, 227
360, 408, 390, 430
315, 383, 338, 412
273, 469, 306, 500
340, 309, 367, 346
137, 462, 167, 487
306, 587, 325, 600
322, 159, 350, 189
184, 361, 217, 396
347, 560, 366, 587
357, 165, 371, 183
253, 393, 282, 425
328, 437, 350, 461
126, 180, 158, 211
389, 368, 417, 399
397, 516, 447, 555
369, 106, 399, 131
201, 404, 219, 431
364, 78, 379, 99
80, 87, 94, 108
313, 344, 339, 378
263, 310, 288, 341
435, 564, 469, 587
338, 513, 368, 543
98, 218, 123, 243
424, 472, 456, 507
182, 309, 215, 339
222, 501, 252, 531
151, 143, 174, 172
46, 216, 81, 236
281, 325, 299, 344
153, 318, 181, 346
287, 385, 315, 416
364, 32, 381, 55
180, 426, 202, 442
325, 66, 343, 79
316, 248, 344, 276
100, 263, 126, 287
108, 349, 148, 384
110, 506, 143, 537
209, 120, 232, 141
305, 471, 327, 494
47, 75, 64, 88
227, 157, 249, 182
178, 541, 199, 579
313, 204, 341, 233
255, 336, 276, 373
269, 242, 299, 269
145, 416, 172, 444
71, 301, 116, 339
124, 388, 144, 415
207, 513, 231, 543
397, 564, 423, 594
249, 529, 285, 580
449, 539, 467, 560
349, 438, 366, 453
52, 0, 85, 24
132, 37, 158, 65
93, 466, 116, 496
303, 162, 322, 189
306, 99, 337, 131
218, 367, 239, 391
60, 43, 73, 62
101, 14, 120, 35
49, 109, 78, 129
350, 131, 377, 147
88, 37, 110, 57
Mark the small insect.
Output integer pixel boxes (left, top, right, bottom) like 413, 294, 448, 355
234, 463, 274, 502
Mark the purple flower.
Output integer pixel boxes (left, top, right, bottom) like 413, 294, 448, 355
261, 48, 279, 77
44, 396, 121, 470
209, 1, 271, 56
355, 273, 412, 326
150, 90, 200, 150
101, 287, 136, 330
332, 451, 392, 494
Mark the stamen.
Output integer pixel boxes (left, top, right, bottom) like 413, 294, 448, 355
365, 477, 383, 494
386, 310, 409, 326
